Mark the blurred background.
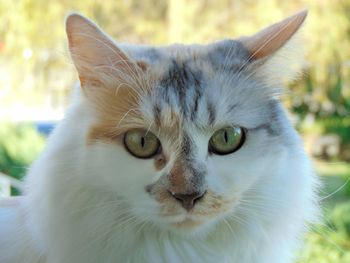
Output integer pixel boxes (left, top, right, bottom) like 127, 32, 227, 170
0, 0, 349, 261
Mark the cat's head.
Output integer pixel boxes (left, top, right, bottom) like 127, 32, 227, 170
65, 11, 307, 234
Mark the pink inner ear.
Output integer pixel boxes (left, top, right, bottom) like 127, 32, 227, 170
239, 10, 308, 60
66, 14, 137, 82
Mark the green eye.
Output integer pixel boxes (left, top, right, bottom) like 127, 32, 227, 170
124, 129, 161, 158
209, 127, 245, 155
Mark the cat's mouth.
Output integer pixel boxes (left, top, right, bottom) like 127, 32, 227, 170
157, 191, 235, 230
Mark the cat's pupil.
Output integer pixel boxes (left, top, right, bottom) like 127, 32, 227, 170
141, 137, 145, 148
224, 131, 228, 143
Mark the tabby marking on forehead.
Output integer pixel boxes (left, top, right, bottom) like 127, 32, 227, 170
159, 59, 203, 120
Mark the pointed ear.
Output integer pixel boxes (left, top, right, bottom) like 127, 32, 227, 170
239, 10, 308, 60
65, 14, 136, 86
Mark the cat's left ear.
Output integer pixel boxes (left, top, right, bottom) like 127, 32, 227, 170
65, 14, 139, 86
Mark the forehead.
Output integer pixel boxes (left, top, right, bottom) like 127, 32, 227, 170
141, 58, 215, 134
87, 41, 277, 145
133, 40, 254, 131
156, 58, 207, 122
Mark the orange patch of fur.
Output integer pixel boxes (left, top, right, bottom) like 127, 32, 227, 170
193, 190, 233, 217
86, 66, 151, 144
167, 158, 188, 194
154, 153, 168, 171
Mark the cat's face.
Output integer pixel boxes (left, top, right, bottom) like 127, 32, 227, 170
66, 12, 306, 234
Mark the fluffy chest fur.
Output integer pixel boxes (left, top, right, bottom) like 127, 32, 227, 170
0, 10, 319, 263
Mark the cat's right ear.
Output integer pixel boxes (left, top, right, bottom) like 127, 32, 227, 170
238, 10, 308, 61
235, 10, 308, 85
65, 14, 137, 86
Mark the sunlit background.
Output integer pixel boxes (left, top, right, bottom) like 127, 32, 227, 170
0, 0, 349, 262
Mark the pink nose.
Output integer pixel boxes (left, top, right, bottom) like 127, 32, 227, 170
169, 191, 206, 211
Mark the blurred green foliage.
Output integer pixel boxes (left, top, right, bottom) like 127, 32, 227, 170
301, 117, 350, 161
300, 225, 350, 262
322, 118, 350, 146
0, 122, 45, 182
332, 202, 350, 239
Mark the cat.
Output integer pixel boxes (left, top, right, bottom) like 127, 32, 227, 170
0, 10, 319, 263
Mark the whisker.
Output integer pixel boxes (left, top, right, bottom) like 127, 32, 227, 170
319, 176, 350, 201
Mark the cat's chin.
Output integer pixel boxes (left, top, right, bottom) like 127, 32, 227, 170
171, 217, 205, 229
166, 219, 212, 236
158, 213, 219, 235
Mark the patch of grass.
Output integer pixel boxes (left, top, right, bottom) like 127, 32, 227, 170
298, 161, 350, 262
299, 229, 350, 263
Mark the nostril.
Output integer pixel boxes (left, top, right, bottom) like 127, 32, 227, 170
173, 194, 183, 203
169, 190, 207, 211
193, 190, 206, 203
